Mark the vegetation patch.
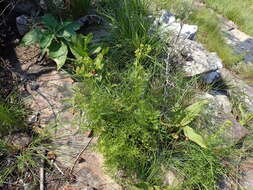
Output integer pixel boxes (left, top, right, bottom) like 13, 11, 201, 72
202, 0, 253, 36
157, 0, 240, 67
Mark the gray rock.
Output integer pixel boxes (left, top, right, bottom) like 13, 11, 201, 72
198, 92, 249, 146
163, 170, 182, 187
168, 38, 223, 77
162, 22, 198, 40
202, 71, 221, 84
155, 10, 198, 40
16, 15, 30, 36
210, 91, 232, 114
219, 68, 253, 112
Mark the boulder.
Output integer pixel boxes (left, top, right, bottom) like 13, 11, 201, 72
179, 39, 223, 76
198, 92, 249, 146
167, 38, 223, 81
155, 10, 198, 40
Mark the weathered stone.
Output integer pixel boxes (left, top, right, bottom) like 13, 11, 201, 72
155, 10, 198, 40
198, 92, 249, 146
210, 91, 232, 114
8, 44, 121, 189
167, 38, 223, 77
16, 15, 30, 36
154, 10, 176, 26
219, 68, 253, 112
220, 16, 253, 65
163, 170, 182, 187
4, 133, 31, 149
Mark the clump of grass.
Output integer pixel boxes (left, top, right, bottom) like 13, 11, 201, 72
73, 41, 239, 189
0, 97, 26, 135
101, 0, 161, 65
202, 0, 253, 36
0, 95, 51, 187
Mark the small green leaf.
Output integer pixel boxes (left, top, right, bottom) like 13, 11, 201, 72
183, 126, 207, 148
41, 14, 59, 31
48, 42, 68, 70
21, 29, 42, 46
69, 34, 91, 58
180, 100, 208, 126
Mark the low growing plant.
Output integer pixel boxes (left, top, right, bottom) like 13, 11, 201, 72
70, 34, 108, 80
21, 14, 81, 70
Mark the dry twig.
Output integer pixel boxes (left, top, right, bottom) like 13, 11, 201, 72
70, 137, 94, 174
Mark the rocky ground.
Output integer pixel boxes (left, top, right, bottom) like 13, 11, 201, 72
1, 0, 253, 189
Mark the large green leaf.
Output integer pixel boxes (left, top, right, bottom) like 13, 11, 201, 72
180, 100, 208, 126
21, 29, 42, 46
183, 126, 207, 148
57, 22, 81, 41
48, 42, 68, 70
40, 31, 54, 55
41, 14, 59, 32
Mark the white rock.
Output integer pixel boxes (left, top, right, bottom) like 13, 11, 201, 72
161, 22, 198, 40
159, 10, 176, 25
155, 10, 198, 40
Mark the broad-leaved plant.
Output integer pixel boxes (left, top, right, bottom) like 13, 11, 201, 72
21, 14, 80, 70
